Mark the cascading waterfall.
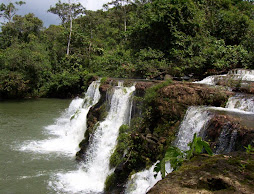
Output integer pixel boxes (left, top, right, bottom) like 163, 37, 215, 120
125, 106, 211, 194
194, 75, 226, 85
125, 162, 163, 194
228, 69, 254, 81
226, 95, 254, 113
174, 106, 213, 151
195, 69, 254, 85
49, 83, 136, 194
209, 95, 254, 153
20, 81, 101, 156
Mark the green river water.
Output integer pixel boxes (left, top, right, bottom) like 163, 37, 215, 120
0, 99, 78, 194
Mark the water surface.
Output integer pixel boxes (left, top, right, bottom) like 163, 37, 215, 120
0, 98, 81, 194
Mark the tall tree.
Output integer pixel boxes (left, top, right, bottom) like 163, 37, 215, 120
108, 0, 132, 32
0, 1, 26, 22
48, 0, 85, 55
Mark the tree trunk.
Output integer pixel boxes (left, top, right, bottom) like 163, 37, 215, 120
67, 17, 72, 55
67, 1, 72, 55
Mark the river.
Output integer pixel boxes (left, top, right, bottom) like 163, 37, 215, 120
0, 98, 82, 194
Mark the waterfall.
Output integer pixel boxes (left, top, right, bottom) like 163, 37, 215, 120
50, 84, 136, 194
226, 95, 254, 113
125, 106, 211, 193
20, 81, 101, 156
195, 69, 254, 85
174, 106, 213, 151
228, 69, 254, 81
125, 162, 163, 194
194, 75, 226, 85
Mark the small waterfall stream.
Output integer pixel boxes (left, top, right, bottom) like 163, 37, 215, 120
226, 95, 254, 113
228, 69, 254, 81
125, 162, 163, 194
125, 106, 211, 194
50, 83, 136, 193
195, 69, 254, 85
194, 75, 226, 85
20, 81, 101, 156
175, 107, 213, 151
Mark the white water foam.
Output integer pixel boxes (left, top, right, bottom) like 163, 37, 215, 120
194, 75, 216, 85
175, 106, 213, 151
194, 75, 226, 85
20, 81, 101, 156
226, 95, 254, 113
195, 69, 254, 86
209, 106, 254, 115
228, 69, 254, 81
125, 162, 161, 194
49, 84, 136, 194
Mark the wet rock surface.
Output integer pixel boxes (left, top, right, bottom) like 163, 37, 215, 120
203, 115, 254, 154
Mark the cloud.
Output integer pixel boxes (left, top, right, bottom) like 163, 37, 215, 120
80, 0, 111, 10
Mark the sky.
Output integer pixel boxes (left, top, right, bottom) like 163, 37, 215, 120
1, 0, 111, 27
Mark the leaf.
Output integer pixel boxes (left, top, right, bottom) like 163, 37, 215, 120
199, 140, 213, 156
154, 161, 161, 173
195, 138, 204, 154
164, 146, 182, 161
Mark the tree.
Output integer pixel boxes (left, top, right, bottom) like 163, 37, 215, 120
107, 0, 132, 32
48, 0, 85, 55
0, 1, 25, 22
1, 13, 43, 45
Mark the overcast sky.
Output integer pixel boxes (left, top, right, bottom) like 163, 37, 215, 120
1, 0, 111, 27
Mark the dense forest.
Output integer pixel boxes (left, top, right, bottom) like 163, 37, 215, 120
1, 0, 254, 99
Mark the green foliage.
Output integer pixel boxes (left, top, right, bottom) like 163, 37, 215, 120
186, 133, 213, 159
0, 70, 29, 98
1, 0, 254, 99
144, 79, 172, 105
100, 77, 108, 84
1, 13, 43, 44
109, 124, 130, 168
154, 133, 213, 178
45, 71, 82, 98
245, 144, 254, 154
0, 1, 26, 22
154, 146, 184, 178
48, 0, 85, 25
133, 48, 168, 79
104, 173, 117, 191
70, 110, 81, 121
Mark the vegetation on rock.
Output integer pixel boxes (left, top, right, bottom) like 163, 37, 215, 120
154, 133, 213, 178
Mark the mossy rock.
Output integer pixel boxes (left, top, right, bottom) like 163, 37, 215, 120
148, 152, 254, 194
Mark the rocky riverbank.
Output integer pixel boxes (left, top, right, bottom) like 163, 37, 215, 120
76, 69, 254, 193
